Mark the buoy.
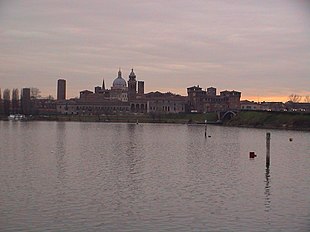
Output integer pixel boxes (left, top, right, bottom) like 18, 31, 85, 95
249, 152, 257, 159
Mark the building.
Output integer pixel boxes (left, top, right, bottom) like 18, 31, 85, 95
241, 100, 261, 110
207, 87, 216, 96
187, 85, 206, 112
145, 92, 186, 114
56, 70, 240, 115
57, 79, 66, 101
285, 102, 310, 112
33, 98, 57, 115
219, 90, 241, 110
187, 86, 241, 113
56, 69, 147, 115
56, 99, 130, 115
260, 102, 286, 111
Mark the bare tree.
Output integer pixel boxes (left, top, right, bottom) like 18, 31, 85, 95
30, 87, 41, 99
3, 89, 11, 115
288, 94, 302, 103
0, 88, 3, 115
12, 89, 19, 100
12, 88, 20, 114
304, 96, 310, 103
47, 95, 54, 100
3, 89, 10, 100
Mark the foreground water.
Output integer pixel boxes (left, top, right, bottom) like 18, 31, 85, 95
0, 121, 309, 231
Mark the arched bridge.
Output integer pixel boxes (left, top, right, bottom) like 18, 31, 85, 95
216, 110, 238, 121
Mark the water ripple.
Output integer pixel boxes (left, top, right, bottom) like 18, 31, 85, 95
0, 121, 309, 231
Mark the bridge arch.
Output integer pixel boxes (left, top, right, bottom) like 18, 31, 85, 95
221, 111, 237, 121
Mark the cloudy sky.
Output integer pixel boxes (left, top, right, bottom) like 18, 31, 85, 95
1, 0, 309, 101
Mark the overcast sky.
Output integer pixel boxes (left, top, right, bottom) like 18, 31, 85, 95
1, 0, 309, 101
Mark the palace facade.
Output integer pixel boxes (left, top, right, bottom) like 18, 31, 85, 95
187, 85, 241, 113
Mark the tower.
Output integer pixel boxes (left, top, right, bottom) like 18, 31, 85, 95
128, 69, 137, 100
207, 87, 216, 96
138, 81, 144, 95
102, 78, 105, 90
57, 79, 66, 101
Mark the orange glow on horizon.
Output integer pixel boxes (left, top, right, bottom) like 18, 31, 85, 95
242, 95, 289, 103
66, 87, 298, 103
157, 88, 292, 103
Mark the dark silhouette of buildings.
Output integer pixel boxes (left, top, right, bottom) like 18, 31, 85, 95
56, 69, 186, 115
57, 79, 66, 101
187, 85, 241, 113
0, 68, 246, 117
55, 69, 241, 115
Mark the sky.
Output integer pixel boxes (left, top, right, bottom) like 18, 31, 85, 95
1, 0, 309, 102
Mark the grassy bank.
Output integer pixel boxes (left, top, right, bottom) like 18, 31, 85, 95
3, 111, 309, 131
28, 112, 218, 124
224, 111, 310, 131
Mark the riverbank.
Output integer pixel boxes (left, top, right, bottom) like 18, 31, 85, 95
23, 112, 219, 124
1, 111, 309, 131
224, 110, 310, 131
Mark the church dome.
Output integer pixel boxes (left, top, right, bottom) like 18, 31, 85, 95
112, 69, 127, 89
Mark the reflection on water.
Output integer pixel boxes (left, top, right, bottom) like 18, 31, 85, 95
0, 121, 309, 232
264, 167, 271, 212
55, 122, 66, 183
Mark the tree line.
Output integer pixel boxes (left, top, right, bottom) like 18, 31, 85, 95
0, 87, 54, 116
288, 94, 310, 103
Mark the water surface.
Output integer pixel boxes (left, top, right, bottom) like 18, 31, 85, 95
0, 121, 309, 231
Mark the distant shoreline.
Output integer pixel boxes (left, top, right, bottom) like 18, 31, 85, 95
1, 111, 310, 131
224, 111, 310, 131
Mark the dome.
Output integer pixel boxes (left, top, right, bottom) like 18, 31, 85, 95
112, 69, 127, 89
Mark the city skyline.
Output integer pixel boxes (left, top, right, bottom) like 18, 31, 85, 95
1, 0, 309, 102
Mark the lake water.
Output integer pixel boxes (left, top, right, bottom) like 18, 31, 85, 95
0, 121, 309, 231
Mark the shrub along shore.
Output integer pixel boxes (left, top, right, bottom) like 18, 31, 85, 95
224, 111, 310, 131
1, 111, 309, 131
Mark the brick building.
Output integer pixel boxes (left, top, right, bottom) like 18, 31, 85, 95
187, 86, 241, 113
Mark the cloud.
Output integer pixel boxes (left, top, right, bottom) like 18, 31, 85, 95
0, 0, 309, 100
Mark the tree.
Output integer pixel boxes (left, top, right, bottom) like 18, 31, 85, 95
30, 87, 41, 99
0, 88, 3, 115
304, 96, 310, 103
12, 88, 20, 114
3, 89, 11, 115
47, 95, 54, 100
288, 94, 302, 103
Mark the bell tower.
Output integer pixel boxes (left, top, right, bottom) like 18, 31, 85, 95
128, 69, 137, 100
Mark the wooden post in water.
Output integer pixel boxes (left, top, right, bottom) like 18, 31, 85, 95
266, 132, 271, 168
204, 120, 207, 138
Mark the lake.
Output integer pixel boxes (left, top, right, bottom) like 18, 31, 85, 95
0, 121, 309, 231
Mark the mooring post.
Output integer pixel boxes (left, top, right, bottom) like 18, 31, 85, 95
266, 132, 271, 168
204, 119, 207, 138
